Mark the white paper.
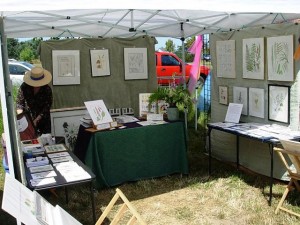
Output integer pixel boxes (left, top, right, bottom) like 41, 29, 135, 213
53, 205, 82, 225
2, 174, 82, 225
2, 174, 40, 225
84, 100, 113, 125
224, 103, 243, 123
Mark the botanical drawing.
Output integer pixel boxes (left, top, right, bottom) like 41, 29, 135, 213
219, 86, 228, 105
271, 92, 284, 113
267, 35, 293, 81
63, 122, 78, 151
216, 40, 236, 78
52, 50, 80, 85
271, 42, 289, 75
57, 55, 75, 77
249, 88, 264, 118
124, 48, 148, 80
84, 100, 113, 125
128, 53, 144, 73
233, 87, 247, 115
90, 49, 110, 76
246, 43, 261, 72
268, 85, 289, 123
243, 38, 264, 79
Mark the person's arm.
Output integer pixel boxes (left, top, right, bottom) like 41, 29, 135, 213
35, 86, 53, 124
16, 85, 25, 113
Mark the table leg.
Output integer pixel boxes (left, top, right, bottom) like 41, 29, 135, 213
90, 182, 96, 223
65, 186, 69, 204
268, 143, 274, 206
208, 127, 212, 175
236, 136, 239, 169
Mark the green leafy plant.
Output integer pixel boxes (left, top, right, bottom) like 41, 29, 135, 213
148, 85, 195, 120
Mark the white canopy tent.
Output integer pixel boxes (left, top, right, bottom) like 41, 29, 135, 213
1, 0, 300, 39
1, 0, 300, 179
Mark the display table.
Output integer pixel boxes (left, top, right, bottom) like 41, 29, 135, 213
74, 121, 189, 189
207, 122, 300, 205
24, 150, 96, 223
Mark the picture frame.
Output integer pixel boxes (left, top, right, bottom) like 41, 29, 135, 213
267, 35, 294, 81
233, 86, 248, 115
90, 49, 110, 77
124, 48, 148, 80
268, 84, 290, 123
249, 88, 264, 118
242, 38, 264, 80
52, 50, 80, 85
216, 40, 236, 78
218, 86, 228, 105
50, 107, 87, 151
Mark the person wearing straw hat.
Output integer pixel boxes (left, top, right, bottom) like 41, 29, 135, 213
16, 67, 53, 135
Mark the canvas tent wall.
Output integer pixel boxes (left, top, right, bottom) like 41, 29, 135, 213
39, 36, 157, 113
1, 0, 300, 179
209, 22, 300, 180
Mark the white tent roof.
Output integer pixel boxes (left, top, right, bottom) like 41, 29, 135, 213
1, 0, 300, 39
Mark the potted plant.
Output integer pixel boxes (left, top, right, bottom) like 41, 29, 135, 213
148, 84, 195, 121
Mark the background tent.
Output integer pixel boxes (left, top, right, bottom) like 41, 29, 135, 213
1, 0, 300, 179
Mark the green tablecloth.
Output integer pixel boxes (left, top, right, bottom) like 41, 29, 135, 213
84, 121, 189, 189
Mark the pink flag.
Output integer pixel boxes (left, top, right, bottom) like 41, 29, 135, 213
188, 35, 203, 94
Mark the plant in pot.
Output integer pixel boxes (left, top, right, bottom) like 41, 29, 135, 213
148, 84, 195, 121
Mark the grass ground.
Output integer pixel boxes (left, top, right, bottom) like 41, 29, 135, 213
1, 127, 300, 225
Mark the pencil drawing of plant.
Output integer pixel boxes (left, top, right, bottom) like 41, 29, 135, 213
271, 41, 289, 75
272, 93, 284, 112
245, 43, 261, 72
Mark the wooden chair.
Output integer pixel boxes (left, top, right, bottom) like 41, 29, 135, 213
274, 139, 300, 217
95, 188, 147, 225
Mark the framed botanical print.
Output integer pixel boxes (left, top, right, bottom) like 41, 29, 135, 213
233, 86, 248, 115
52, 50, 80, 85
216, 40, 236, 78
268, 84, 290, 123
267, 35, 294, 81
90, 49, 110, 77
249, 88, 264, 118
124, 48, 148, 80
243, 38, 264, 80
219, 85, 228, 105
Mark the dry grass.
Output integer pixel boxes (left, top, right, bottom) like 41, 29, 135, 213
1, 128, 300, 225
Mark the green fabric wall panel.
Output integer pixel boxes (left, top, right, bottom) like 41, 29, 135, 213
40, 36, 157, 116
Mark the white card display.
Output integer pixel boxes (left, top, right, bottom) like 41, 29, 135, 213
84, 100, 113, 125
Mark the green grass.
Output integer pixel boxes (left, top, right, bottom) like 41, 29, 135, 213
1, 94, 300, 224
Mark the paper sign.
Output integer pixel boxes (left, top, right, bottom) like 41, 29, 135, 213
224, 103, 243, 123
84, 100, 113, 125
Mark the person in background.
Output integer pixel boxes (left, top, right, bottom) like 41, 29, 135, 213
16, 67, 53, 135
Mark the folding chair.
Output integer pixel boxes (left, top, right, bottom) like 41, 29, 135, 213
274, 139, 300, 217
95, 188, 147, 225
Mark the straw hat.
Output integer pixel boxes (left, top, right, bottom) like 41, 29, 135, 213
23, 67, 52, 87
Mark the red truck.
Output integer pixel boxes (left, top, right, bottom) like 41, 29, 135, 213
155, 51, 210, 85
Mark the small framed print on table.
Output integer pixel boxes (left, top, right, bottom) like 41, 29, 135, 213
219, 86, 228, 105
268, 84, 290, 124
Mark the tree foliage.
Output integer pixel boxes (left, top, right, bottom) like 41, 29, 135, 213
7, 38, 20, 60
7, 37, 43, 62
165, 39, 175, 52
173, 37, 196, 63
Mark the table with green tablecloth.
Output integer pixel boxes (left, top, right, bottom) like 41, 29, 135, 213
78, 121, 189, 189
